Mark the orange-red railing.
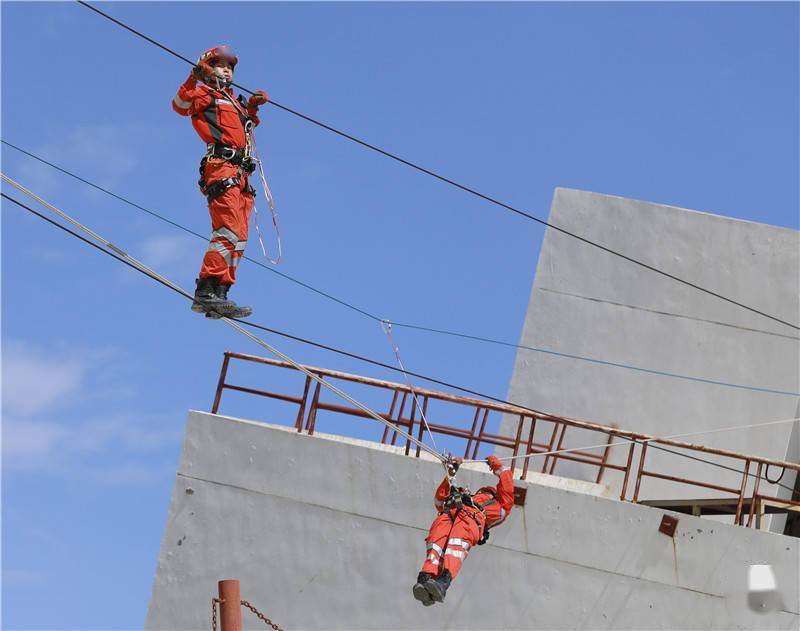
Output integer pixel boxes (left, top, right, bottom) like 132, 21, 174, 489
212, 351, 800, 528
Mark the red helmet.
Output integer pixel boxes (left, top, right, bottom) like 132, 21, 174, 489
197, 45, 238, 69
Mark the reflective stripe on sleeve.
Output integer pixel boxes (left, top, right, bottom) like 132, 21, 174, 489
173, 94, 192, 110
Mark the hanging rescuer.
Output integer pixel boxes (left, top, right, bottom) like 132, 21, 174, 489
172, 45, 269, 318
413, 455, 515, 606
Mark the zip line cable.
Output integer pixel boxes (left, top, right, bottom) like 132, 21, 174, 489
75, 0, 799, 332
4, 140, 798, 398
0, 179, 444, 463
3, 185, 797, 494
380, 320, 438, 451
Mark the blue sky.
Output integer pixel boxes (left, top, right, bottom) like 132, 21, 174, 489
2, 2, 798, 628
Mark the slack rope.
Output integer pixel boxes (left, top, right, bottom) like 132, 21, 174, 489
380, 320, 439, 452
208, 84, 283, 265
1, 172, 444, 464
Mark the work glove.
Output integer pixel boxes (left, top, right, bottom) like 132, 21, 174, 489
446, 456, 462, 478
248, 90, 269, 109
192, 61, 215, 83
486, 455, 503, 473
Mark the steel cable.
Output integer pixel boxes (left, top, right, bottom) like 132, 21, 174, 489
1, 179, 445, 463
4, 140, 798, 397
3, 187, 797, 494
75, 0, 799, 331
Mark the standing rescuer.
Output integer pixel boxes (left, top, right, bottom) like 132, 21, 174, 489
172, 45, 268, 318
413, 455, 515, 605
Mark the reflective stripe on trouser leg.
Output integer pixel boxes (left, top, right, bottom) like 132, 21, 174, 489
422, 513, 452, 576
440, 513, 479, 580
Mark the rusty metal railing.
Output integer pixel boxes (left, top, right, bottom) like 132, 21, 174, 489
211, 351, 800, 528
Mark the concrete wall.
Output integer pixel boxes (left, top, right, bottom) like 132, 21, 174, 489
500, 189, 800, 522
146, 412, 799, 630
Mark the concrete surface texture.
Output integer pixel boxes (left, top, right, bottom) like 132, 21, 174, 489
499, 189, 800, 528
145, 412, 799, 630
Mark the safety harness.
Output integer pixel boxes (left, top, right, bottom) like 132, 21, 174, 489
197, 93, 257, 203
442, 485, 498, 546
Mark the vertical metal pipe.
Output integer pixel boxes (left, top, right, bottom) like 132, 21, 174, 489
306, 380, 322, 435
464, 407, 482, 459
632, 441, 649, 502
548, 424, 568, 475
414, 396, 428, 458
596, 431, 616, 484
391, 393, 408, 446
620, 442, 636, 501
522, 416, 537, 481
381, 390, 399, 444
218, 579, 242, 631
734, 460, 751, 525
511, 415, 525, 477
294, 375, 312, 432
541, 422, 560, 473
211, 353, 231, 414
471, 408, 490, 459
747, 463, 763, 528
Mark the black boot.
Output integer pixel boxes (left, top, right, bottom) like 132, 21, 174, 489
204, 282, 253, 319
192, 277, 235, 315
424, 569, 451, 603
412, 572, 435, 607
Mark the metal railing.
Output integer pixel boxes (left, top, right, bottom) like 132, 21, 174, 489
212, 351, 800, 528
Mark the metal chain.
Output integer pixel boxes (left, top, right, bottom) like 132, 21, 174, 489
241, 599, 284, 630
211, 598, 221, 631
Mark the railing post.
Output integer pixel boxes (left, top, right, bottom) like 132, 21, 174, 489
619, 441, 636, 501
541, 422, 560, 473
464, 407, 482, 459
218, 579, 242, 631
548, 424, 568, 475
511, 414, 525, 477
734, 459, 751, 525
632, 441, 649, 502
305, 380, 322, 435
381, 390, 399, 444
521, 416, 537, 481
212, 353, 232, 414
471, 408, 490, 459
414, 396, 428, 458
391, 393, 408, 446
747, 463, 764, 528
595, 431, 616, 484
294, 375, 312, 432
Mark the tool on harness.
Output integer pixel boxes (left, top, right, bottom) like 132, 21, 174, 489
205, 143, 257, 173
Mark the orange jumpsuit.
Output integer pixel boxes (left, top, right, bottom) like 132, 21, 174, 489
421, 462, 514, 580
172, 76, 261, 286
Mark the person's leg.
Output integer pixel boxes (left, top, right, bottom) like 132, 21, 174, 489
194, 162, 252, 317
426, 509, 483, 602
413, 513, 452, 605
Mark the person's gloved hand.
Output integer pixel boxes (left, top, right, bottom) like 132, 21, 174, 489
192, 61, 215, 82
446, 456, 462, 477
486, 455, 503, 473
248, 90, 269, 108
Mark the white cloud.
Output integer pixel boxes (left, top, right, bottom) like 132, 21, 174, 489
139, 233, 199, 269
2, 341, 181, 484
3, 415, 181, 480
2, 342, 86, 417
15, 123, 149, 197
